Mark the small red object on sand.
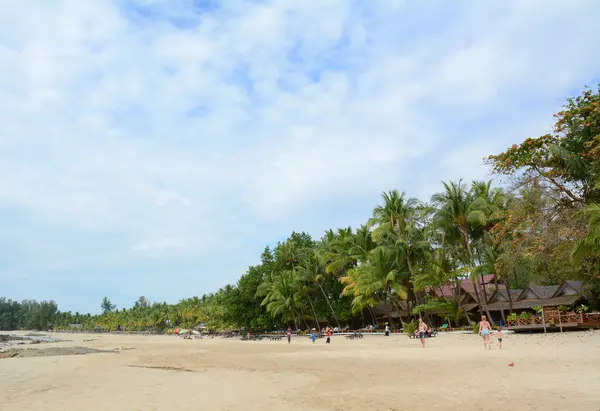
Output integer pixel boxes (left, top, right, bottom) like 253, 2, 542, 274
508, 362, 514, 367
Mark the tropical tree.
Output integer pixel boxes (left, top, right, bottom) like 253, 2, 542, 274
101, 297, 116, 315
431, 180, 504, 324
341, 246, 408, 326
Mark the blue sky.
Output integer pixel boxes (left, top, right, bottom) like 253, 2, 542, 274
1, 0, 599, 313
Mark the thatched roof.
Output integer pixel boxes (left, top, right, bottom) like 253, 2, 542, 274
462, 303, 479, 312
553, 280, 584, 297
516, 285, 560, 300
485, 281, 584, 311
433, 274, 497, 299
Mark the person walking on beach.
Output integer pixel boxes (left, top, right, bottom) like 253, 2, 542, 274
286, 328, 292, 344
478, 315, 492, 350
311, 329, 317, 344
418, 318, 428, 348
496, 326, 504, 350
326, 328, 331, 344
385, 324, 390, 337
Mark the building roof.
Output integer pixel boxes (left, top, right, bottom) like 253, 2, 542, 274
433, 274, 497, 299
509, 294, 583, 310
516, 285, 560, 300
553, 280, 584, 297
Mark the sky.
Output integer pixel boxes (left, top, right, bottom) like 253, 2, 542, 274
1, 0, 600, 313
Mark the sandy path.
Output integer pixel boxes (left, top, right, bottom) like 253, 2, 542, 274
1, 331, 599, 410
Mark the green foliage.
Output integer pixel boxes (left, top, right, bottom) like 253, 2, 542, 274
411, 299, 452, 314
519, 312, 532, 320
402, 319, 417, 335
487, 85, 600, 204
101, 297, 116, 315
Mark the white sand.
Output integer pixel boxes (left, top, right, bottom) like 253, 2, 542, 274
1, 330, 599, 410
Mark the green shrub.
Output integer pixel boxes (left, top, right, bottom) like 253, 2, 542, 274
519, 312, 532, 320
402, 319, 417, 335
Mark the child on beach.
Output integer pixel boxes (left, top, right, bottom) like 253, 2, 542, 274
311, 329, 317, 344
497, 327, 504, 349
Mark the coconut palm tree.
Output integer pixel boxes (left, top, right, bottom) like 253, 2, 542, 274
432, 180, 503, 324
341, 246, 408, 323
296, 249, 341, 328
323, 227, 358, 276
369, 190, 427, 316
256, 270, 307, 329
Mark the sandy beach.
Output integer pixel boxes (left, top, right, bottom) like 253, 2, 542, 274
1, 331, 599, 411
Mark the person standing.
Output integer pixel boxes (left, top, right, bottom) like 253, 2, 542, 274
286, 328, 292, 344
418, 318, 428, 348
326, 328, 331, 344
311, 329, 317, 344
385, 324, 390, 337
478, 315, 492, 350
496, 326, 504, 349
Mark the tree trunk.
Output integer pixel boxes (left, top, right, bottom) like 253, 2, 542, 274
473, 276, 495, 326
454, 280, 472, 325
367, 307, 377, 325
306, 294, 320, 331
298, 308, 311, 330
406, 254, 423, 322
505, 276, 514, 314
318, 283, 340, 328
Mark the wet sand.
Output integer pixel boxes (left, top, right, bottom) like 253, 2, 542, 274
0, 330, 599, 411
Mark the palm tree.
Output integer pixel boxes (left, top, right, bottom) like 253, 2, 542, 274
432, 180, 502, 324
370, 190, 425, 316
341, 246, 408, 325
256, 270, 307, 329
297, 249, 341, 328
323, 227, 358, 276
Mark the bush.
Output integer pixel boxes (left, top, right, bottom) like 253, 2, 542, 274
519, 312, 532, 320
402, 319, 417, 335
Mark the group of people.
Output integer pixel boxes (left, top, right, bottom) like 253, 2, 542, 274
478, 315, 504, 350
310, 328, 332, 344
283, 315, 504, 349
415, 316, 504, 349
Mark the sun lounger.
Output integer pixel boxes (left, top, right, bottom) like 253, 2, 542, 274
408, 331, 437, 339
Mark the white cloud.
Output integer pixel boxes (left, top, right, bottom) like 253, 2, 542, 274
1, 0, 600, 310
